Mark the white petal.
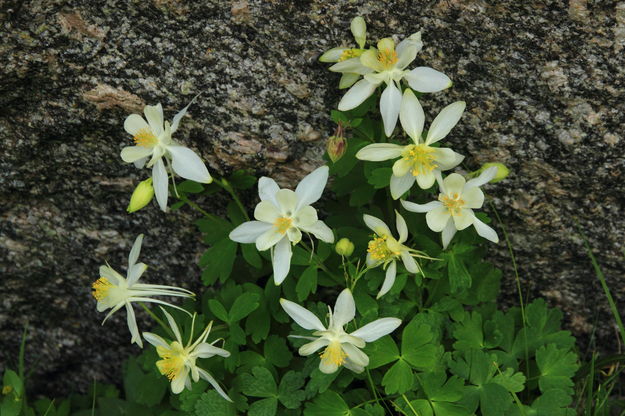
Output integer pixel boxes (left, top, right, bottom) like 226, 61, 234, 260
194, 343, 230, 358
319, 359, 339, 374
401, 251, 418, 273
229, 221, 272, 243
390, 173, 415, 200
395, 211, 408, 243
405, 67, 452, 93
343, 359, 365, 374
299, 220, 334, 243
356, 143, 404, 161
363, 214, 392, 236
144, 104, 164, 136
473, 217, 499, 244
121, 146, 154, 163
276, 189, 298, 214
463, 187, 485, 209
272, 236, 292, 284
254, 201, 280, 223
99, 265, 122, 285
294, 205, 318, 228
171, 96, 198, 134
133, 157, 148, 169
350, 317, 402, 342
168, 146, 212, 184
127, 263, 147, 286
350, 16, 366, 48
128, 234, 143, 270
161, 308, 182, 343
338, 79, 377, 111
142, 332, 169, 349
426, 206, 452, 232
380, 82, 402, 137
415, 170, 436, 189
198, 368, 232, 402
441, 220, 457, 249
171, 372, 187, 394
399, 90, 425, 142
320, 47, 348, 63
152, 158, 168, 212
330, 57, 371, 75
466, 166, 498, 189
392, 158, 411, 177
396, 32, 422, 59
339, 73, 361, 89
280, 298, 325, 331
332, 289, 355, 328
443, 173, 466, 195
401, 200, 442, 213
295, 165, 328, 209
256, 229, 284, 251
360, 48, 385, 72
287, 227, 302, 244
426, 101, 466, 145
434, 148, 464, 170
395, 42, 417, 70
299, 338, 330, 356
377, 261, 397, 299
342, 343, 369, 367
124, 114, 150, 136
126, 304, 142, 348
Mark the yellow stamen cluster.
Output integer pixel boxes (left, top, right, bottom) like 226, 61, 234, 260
274, 217, 293, 234
367, 237, 397, 262
133, 128, 158, 147
91, 278, 113, 300
320, 341, 347, 366
377, 48, 398, 68
403, 145, 437, 176
439, 193, 465, 216
156, 345, 185, 381
339, 49, 363, 62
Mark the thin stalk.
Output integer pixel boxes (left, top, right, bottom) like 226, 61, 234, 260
300, 242, 343, 283
215, 178, 250, 221
178, 193, 220, 221
91, 379, 97, 416
402, 394, 420, 416
140, 303, 175, 339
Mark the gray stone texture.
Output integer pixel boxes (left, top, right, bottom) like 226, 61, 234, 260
1, 0, 624, 397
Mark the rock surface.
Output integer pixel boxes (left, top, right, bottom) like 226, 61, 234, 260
1, 0, 624, 397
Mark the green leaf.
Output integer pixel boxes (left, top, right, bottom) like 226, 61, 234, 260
123, 357, 167, 407
200, 239, 238, 284
208, 299, 229, 322
2, 370, 23, 396
194, 390, 236, 416
382, 359, 413, 394
431, 401, 472, 416
398, 400, 433, 416
97, 397, 150, 415
421, 372, 464, 403
530, 389, 573, 415
196, 217, 233, 245
248, 397, 278, 416
177, 180, 204, 194
229, 292, 260, 322
349, 183, 377, 207
365, 335, 399, 369
239, 367, 277, 398
536, 344, 578, 394
230, 322, 247, 345
492, 368, 526, 393
228, 170, 257, 190
296, 266, 318, 302
366, 167, 392, 189
264, 335, 293, 368
278, 371, 306, 409
242, 244, 263, 269
402, 321, 439, 371
329, 137, 367, 178
453, 312, 484, 351
447, 251, 471, 292
353, 286, 378, 321
479, 383, 513, 416
246, 306, 271, 343
304, 390, 349, 416
176, 379, 209, 412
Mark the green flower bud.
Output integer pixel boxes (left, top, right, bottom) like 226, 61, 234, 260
327, 135, 347, 163
335, 238, 355, 257
127, 178, 154, 213
479, 162, 509, 183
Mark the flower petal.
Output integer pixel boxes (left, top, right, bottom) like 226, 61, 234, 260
463, 187, 485, 208
171, 95, 199, 134
390, 173, 415, 200
473, 217, 499, 244
453, 209, 475, 230
363, 214, 392, 237
415, 170, 436, 189
272, 236, 292, 284
392, 158, 411, 177
401, 251, 418, 273
121, 146, 154, 163
287, 227, 302, 244
395, 211, 408, 243
197, 368, 232, 402
330, 57, 371, 75
350, 16, 366, 48
426, 206, 451, 232
320, 47, 348, 63
294, 205, 317, 227
276, 189, 298, 215
126, 304, 143, 348
142, 332, 169, 349
124, 114, 150, 136
338, 79, 377, 111
280, 298, 325, 331
332, 289, 355, 328
194, 343, 230, 358
342, 343, 369, 367
380, 82, 402, 137
401, 200, 442, 213
171, 371, 187, 394
442, 220, 457, 249
399, 90, 425, 142
356, 143, 404, 161
434, 147, 463, 170
319, 358, 339, 374
152, 158, 168, 212
229, 221, 272, 243
359, 48, 385, 72
161, 308, 182, 343
339, 73, 361, 89
256, 229, 284, 251
299, 338, 329, 356
299, 220, 334, 243
377, 261, 396, 299
426, 101, 465, 145
258, 176, 280, 205
254, 201, 280, 223
405, 67, 452, 93
128, 234, 144, 270
395, 41, 417, 70
396, 32, 423, 59
127, 263, 147, 286
144, 104, 164, 136
443, 173, 466, 196
168, 146, 212, 184
295, 165, 328, 209
466, 166, 498, 189
350, 317, 402, 342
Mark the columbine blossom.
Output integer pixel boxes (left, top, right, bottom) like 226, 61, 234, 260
91, 234, 194, 348
280, 289, 401, 374
401, 167, 500, 249
120, 101, 212, 211
143, 309, 231, 400
229, 166, 334, 285
319, 16, 367, 89
331, 31, 451, 137
356, 90, 465, 199
364, 212, 430, 298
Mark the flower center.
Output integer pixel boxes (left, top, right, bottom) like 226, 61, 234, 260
320, 341, 347, 366
439, 193, 465, 216
402, 144, 437, 176
339, 48, 363, 61
377, 47, 398, 69
367, 236, 398, 262
274, 217, 293, 234
133, 128, 158, 147
91, 278, 113, 300
156, 343, 186, 381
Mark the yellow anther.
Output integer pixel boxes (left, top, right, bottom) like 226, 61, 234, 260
376, 39, 398, 68
274, 217, 293, 234
156, 345, 185, 381
339, 48, 363, 62
91, 278, 113, 301
367, 237, 397, 262
439, 193, 465, 216
402, 144, 437, 176
133, 128, 158, 147
320, 341, 347, 366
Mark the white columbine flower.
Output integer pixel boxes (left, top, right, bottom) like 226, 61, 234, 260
91, 234, 194, 348
333, 32, 452, 137
401, 167, 500, 249
319, 16, 367, 89
229, 166, 335, 285
143, 309, 231, 400
364, 212, 430, 298
356, 90, 465, 199
120, 101, 212, 212
280, 289, 401, 374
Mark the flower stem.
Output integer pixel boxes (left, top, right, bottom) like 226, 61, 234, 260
300, 242, 343, 283
178, 193, 220, 221
214, 178, 250, 221
140, 302, 175, 339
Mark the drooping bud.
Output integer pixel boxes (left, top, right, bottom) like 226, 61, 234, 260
327, 135, 347, 163
478, 162, 509, 183
350, 16, 367, 49
335, 238, 355, 257
127, 178, 155, 213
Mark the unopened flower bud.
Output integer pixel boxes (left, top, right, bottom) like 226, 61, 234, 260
127, 178, 154, 213
327, 135, 347, 163
335, 238, 355, 257
350, 16, 367, 49
479, 163, 509, 183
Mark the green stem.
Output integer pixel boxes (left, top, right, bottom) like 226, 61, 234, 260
140, 303, 175, 339
178, 194, 220, 221
402, 394, 420, 416
300, 242, 343, 283
215, 178, 250, 221
365, 368, 380, 403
